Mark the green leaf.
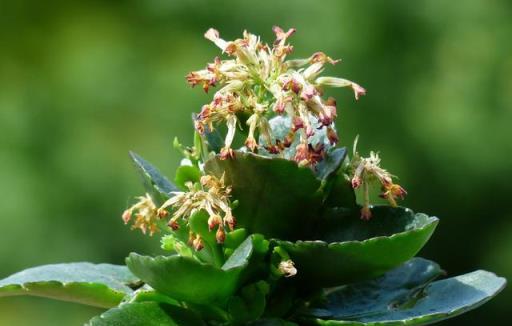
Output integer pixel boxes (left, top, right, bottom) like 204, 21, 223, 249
322, 173, 357, 209
314, 148, 347, 181
0, 263, 139, 308
174, 165, 201, 190
204, 151, 323, 240
203, 125, 224, 153
275, 206, 439, 287
188, 210, 225, 267
301, 258, 506, 325
126, 254, 237, 305
88, 302, 205, 326
129, 151, 178, 205
126, 235, 268, 305
228, 281, 270, 323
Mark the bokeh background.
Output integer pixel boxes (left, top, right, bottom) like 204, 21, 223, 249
1, 0, 511, 324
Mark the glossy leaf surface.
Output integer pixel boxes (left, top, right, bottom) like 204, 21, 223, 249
204, 152, 323, 240
88, 302, 205, 326
276, 207, 439, 287
129, 151, 177, 205
302, 258, 506, 325
0, 263, 138, 308
126, 235, 268, 305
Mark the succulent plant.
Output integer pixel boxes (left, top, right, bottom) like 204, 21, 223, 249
0, 27, 505, 326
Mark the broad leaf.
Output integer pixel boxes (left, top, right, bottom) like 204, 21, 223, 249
126, 235, 268, 305
228, 281, 270, 323
322, 173, 357, 209
314, 148, 347, 181
129, 151, 178, 205
88, 302, 205, 326
275, 207, 438, 287
0, 263, 138, 308
174, 165, 201, 190
301, 258, 506, 325
204, 152, 323, 240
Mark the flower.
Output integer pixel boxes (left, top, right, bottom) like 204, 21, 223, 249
122, 193, 161, 236
158, 174, 235, 246
350, 138, 407, 219
188, 27, 365, 166
278, 260, 298, 278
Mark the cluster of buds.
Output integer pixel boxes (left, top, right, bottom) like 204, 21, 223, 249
122, 193, 161, 236
158, 174, 235, 247
350, 140, 407, 220
187, 27, 366, 166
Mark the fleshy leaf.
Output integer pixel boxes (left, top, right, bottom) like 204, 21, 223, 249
175, 165, 201, 190
0, 263, 139, 308
322, 173, 357, 209
275, 206, 438, 287
228, 281, 270, 323
129, 151, 178, 205
314, 147, 347, 181
126, 235, 268, 305
87, 302, 205, 326
301, 258, 506, 325
247, 318, 299, 326
204, 152, 323, 240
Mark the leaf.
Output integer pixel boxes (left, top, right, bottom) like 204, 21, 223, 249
129, 151, 178, 205
0, 263, 139, 308
204, 151, 323, 240
314, 147, 347, 181
322, 173, 357, 209
174, 165, 201, 190
301, 258, 506, 325
275, 206, 439, 287
228, 281, 270, 323
126, 235, 268, 305
188, 210, 225, 267
88, 302, 205, 326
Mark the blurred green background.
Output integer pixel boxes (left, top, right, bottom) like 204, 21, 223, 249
1, 0, 511, 324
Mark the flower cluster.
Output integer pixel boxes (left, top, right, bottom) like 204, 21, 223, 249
158, 174, 235, 246
350, 139, 407, 220
188, 27, 366, 166
122, 193, 161, 236
122, 174, 234, 248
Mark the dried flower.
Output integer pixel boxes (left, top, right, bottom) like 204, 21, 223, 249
350, 138, 407, 219
188, 27, 365, 166
158, 174, 235, 244
122, 194, 161, 236
278, 260, 297, 278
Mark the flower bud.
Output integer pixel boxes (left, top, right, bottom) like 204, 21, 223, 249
122, 209, 132, 224
278, 260, 297, 278
193, 236, 204, 251
292, 116, 304, 131
208, 214, 222, 231
215, 227, 226, 244
220, 147, 235, 160
168, 218, 180, 230
225, 214, 237, 231
361, 206, 372, 221
326, 127, 339, 145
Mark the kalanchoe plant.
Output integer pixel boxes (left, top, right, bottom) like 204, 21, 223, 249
0, 27, 506, 326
